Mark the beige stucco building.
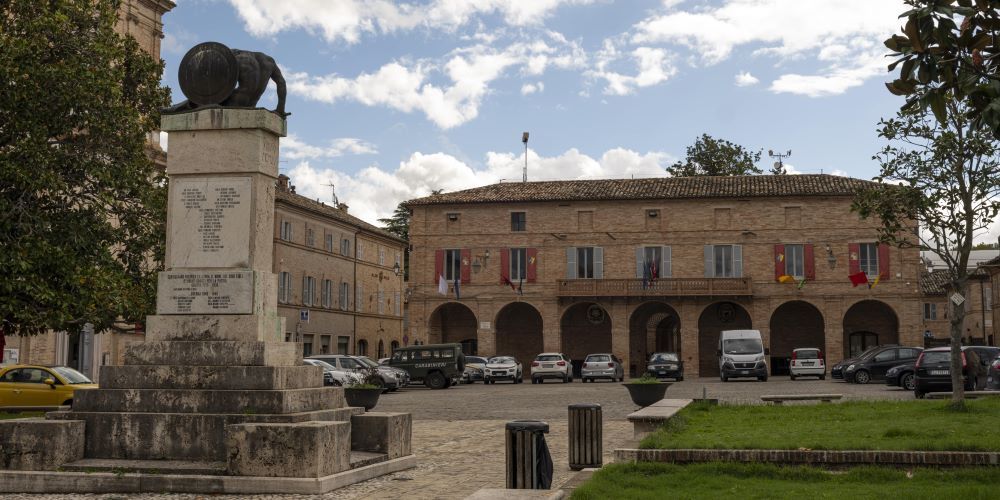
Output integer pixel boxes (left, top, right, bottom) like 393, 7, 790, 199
405, 174, 933, 378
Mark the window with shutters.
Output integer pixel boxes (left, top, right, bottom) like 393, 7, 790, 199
784, 244, 804, 278
356, 283, 363, 312
379, 247, 386, 265
280, 221, 293, 241
378, 290, 385, 314
325, 233, 334, 252
322, 279, 333, 308
859, 243, 879, 277
578, 247, 595, 279
511, 212, 526, 232
445, 249, 462, 281
923, 303, 937, 320
510, 248, 527, 280
303, 276, 316, 306
394, 291, 401, 316
707, 244, 742, 278
278, 272, 291, 303
339, 282, 349, 310
643, 247, 661, 272
341, 238, 351, 255
306, 228, 315, 247
356, 241, 364, 260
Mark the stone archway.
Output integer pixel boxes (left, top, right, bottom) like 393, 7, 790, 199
495, 302, 544, 376
843, 300, 898, 359
629, 302, 680, 377
561, 302, 612, 377
769, 301, 825, 375
698, 302, 752, 377
429, 302, 478, 355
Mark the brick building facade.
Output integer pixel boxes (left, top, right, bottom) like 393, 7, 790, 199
405, 175, 928, 378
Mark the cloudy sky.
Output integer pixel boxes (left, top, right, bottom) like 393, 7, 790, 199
160, 0, 909, 226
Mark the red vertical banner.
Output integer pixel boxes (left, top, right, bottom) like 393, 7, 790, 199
500, 248, 510, 282
848, 243, 861, 275
527, 248, 538, 283
434, 249, 444, 284
774, 244, 785, 280
878, 243, 890, 280
804, 244, 816, 280
461, 248, 472, 283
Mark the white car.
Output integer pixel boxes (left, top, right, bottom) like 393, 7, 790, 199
789, 348, 826, 380
485, 356, 523, 384
531, 353, 573, 384
303, 358, 362, 387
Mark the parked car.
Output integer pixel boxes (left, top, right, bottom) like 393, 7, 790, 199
355, 355, 410, 389
308, 354, 405, 391
831, 345, 884, 380
914, 346, 991, 398
463, 356, 488, 383
843, 346, 922, 384
303, 358, 361, 387
531, 353, 573, 384
0, 364, 97, 408
485, 356, 523, 384
885, 362, 918, 390
987, 352, 1000, 390
581, 353, 624, 382
388, 343, 466, 389
718, 329, 767, 382
789, 348, 825, 380
646, 352, 683, 381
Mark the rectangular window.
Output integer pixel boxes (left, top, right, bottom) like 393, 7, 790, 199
714, 245, 734, 278
706, 244, 742, 278
643, 246, 662, 272
341, 238, 351, 255
322, 279, 333, 308
325, 233, 334, 252
302, 276, 316, 306
445, 249, 462, 281
511, 212, 526, 231
784, 244, 805, 278
378, 290, 385, 315
356, 241, 364, 260
577, 247, 595, 279
339, 282, 349, 310
394, 291, 401, 316
337, 336, 349, 355
302, 335, 313, 357
859, 243, 879, 277
356, 283, 363, 312
280, 221, 293, 241
320, 335, 331, 354
379, 247, 386, 266
923, 303, 937, 320
510, 248, 527, 280
278, 272, 292, 303
306, 228, 315, 247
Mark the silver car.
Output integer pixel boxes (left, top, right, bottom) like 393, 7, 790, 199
303, 359, 362, 387
308, 354, 406, 391
581, 353, 624, 382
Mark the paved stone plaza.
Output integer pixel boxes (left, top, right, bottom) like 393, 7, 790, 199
6, 376, 911, 500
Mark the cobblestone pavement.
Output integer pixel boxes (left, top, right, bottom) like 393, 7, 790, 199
7, 376, 910, 500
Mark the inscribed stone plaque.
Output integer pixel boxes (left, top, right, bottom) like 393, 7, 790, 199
157, 271, 254, 314
169, 177, 252, 268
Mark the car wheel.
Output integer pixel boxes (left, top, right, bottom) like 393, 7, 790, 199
677, 376, 684, 382
721, 375, 728, 382
820, 375, 826, 380
759, 376, 768, 382
790, 375, 796, 381
853, 370, 871, 385
425, 371, 447, 390
901, 373, 916, 391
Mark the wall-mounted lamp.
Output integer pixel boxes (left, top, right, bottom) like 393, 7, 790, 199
393, 262, 401, 276
741, 230, 756, 237
447, 213, 459, 221
825, 244, 837, 269
647, 210, 659, 217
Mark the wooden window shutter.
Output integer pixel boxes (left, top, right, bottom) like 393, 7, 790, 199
461, 249, 472, 283
434, 249, 444, 284
661, 246, 671, 278
878, 243, 890, 280
527, 248, 538, 283
704, 245, 714, 278
848, 243, 861, 274
566, 247, 577, 279
733, 245, 743, 278
635, 247, 645, 278
594, 247, 604, 279
804, 244, 816, 280
774, 244, 785, 281
500, 248, 510, 282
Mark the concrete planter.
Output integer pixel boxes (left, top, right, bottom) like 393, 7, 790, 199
344, 388, 381, 410
623, 382, 671, 407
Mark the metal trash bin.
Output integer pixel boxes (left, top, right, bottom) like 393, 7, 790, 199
568, 403, 602, 470
505, 420, 553, 489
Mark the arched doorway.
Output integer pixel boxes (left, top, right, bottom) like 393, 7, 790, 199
377, 340, 385, 359
357, 339, 368, 356
429, 302, 478, 355
390, 340, 400, 353
769, 301, 825, 375
843, 300, 898, 359
629, 302, 680, 377
698, 302, 752, 377
495, 302, 544, 377
561, 302, 612, 377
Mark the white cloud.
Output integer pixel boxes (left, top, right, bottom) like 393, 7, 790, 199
521, 82, 545, 95
286, 34, 585, 128
630, 0, 906, 97
283, 135, 378, 160
734, 71, 759, 87
286, 147, 673, 224
588, 41, 676, 96
227, 0, 594, 45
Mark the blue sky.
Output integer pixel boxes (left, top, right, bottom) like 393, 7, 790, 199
160, 0, 909, 225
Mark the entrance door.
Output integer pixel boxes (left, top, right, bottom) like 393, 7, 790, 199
848, 332, 878, 358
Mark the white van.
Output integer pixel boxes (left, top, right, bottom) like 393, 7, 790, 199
718, 329, 768, 382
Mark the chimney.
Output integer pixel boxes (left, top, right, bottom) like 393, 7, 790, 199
277, 174, 290, 192
338, 203, 349, 212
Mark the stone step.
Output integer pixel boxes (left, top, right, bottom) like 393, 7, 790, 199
61, 458, 227, 476
349, 450, 388, 469
72, 387, 344, 414
125, 340, 299, 367
46, 407, 363, 461
99, 365, 323, 390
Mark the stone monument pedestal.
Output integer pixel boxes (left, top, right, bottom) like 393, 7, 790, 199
0, 108, 414, 494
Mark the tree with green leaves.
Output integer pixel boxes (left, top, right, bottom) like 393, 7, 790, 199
0, 0, 171, 359
666, 134, 763, 177
379, 202, 411, 280
853, 98, 1000, 408
884, 0, 1000, 135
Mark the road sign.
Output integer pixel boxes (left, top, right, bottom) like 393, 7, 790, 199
950, 293, 965, 307
300, 309, 310, 322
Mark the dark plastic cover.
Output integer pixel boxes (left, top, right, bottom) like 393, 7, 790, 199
506, 420, 550, 433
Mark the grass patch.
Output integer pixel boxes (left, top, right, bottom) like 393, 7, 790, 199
640, 398, 1000, 451
0, 411, 43, 420
571, 462, 1000, 500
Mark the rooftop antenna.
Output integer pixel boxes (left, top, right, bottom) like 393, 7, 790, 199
522, 131, 529, 183
768, 149, 791, 173
326, 180, 338, 206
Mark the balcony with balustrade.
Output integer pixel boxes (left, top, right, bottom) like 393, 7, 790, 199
555, 277, 753, 297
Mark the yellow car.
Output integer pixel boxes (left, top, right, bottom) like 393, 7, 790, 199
0, 364, 97, 409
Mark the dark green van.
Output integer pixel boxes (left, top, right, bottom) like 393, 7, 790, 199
389, 343, 466, 389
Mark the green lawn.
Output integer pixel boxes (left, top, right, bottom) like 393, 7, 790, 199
0, 411, 42, 420
640, 399, 1000, 451
571, 462, 1000, 500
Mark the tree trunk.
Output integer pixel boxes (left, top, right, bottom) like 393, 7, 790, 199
949, 294, 966, 407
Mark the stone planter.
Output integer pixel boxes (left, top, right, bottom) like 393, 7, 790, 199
623, 382, 671, 407
344, 387, 381, 411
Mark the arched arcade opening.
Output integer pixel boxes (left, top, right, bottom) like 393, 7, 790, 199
698, 301, 752, 377
629, 302, 680, 377
495, 302, 544, 377
769, 301, 825, 375
429, 302, 478, 355
843, 300, 899, 359
561, 302, 612, 377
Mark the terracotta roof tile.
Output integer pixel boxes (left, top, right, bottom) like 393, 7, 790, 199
405, 174, 876, 206
920, 268, 988, 295
276, 190, 406, 244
